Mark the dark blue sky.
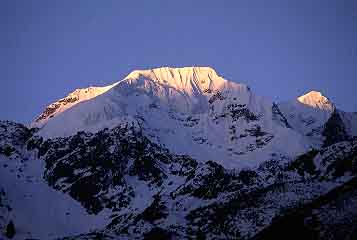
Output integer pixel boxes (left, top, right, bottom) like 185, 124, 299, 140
1, 0, 356, 123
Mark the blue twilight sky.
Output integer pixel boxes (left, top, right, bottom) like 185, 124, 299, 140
1, 0, 356, 124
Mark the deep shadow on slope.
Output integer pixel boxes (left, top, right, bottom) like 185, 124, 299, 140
253, 177, 357, 240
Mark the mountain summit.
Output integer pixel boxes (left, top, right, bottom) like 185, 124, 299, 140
33, 67, 250, 128
297, 90, 334, 111
124, 66, 223, 89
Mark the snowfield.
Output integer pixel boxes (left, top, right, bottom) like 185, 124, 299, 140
0, 155, 111, 239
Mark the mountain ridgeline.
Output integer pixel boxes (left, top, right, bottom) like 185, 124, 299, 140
1, 67, 357, 239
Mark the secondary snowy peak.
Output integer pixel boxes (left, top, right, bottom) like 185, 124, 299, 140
297, 91, 334, 111
277, 91, 336, 143
32, 83, 117, 128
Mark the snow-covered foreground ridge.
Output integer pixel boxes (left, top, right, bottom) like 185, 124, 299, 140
1, 120, 357, 239
32, 66, 357, 168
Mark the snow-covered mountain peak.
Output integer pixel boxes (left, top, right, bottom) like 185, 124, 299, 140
125, 66, 218, 80
32, 66, 254, 134
277, 91, 337, 142
123, 66, 229, 93
297, 91, 334, 111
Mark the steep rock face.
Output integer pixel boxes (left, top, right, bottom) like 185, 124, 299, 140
272, 103, 291, 128
340, 111, 357, 136
322, 110, 349, 147
0, 121, 33, 158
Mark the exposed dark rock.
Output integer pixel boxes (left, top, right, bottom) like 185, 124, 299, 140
172, 161, 240, 200
143, 227, 173, 240
138, 195, 168, 223
0, 121, 33, 158
254, 177, 357, 240
272, 103, 291, 128
208, 91, 225, 104
5, 220, 15, 239
226, 103, 259, 122
35, 96, 79, 122
286, 149, 319, 176
322, 110, 349, 147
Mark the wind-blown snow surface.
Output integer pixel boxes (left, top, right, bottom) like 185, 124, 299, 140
34, 67, 317, 169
